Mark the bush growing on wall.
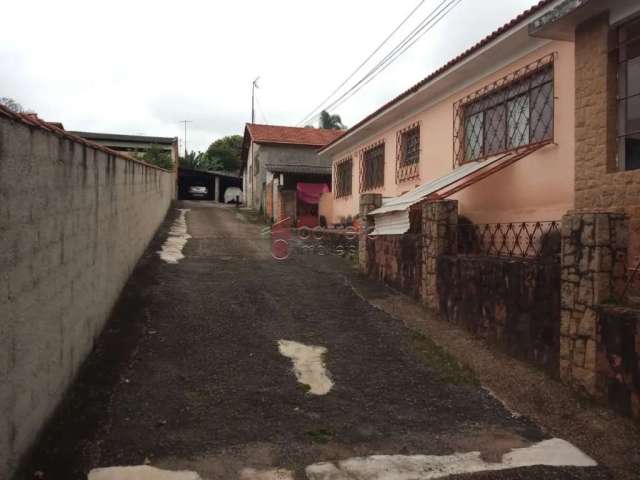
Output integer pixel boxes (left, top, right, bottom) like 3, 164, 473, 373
141, 144, 173, 170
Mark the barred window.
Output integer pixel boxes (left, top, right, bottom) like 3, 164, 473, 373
396, 125, 420, 183
334, 157, 353, 198
617, 17, 640, 171
457, 60, 554, 164
360, 142, 385, 192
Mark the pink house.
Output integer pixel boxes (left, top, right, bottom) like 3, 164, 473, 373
320, 0, 576, 231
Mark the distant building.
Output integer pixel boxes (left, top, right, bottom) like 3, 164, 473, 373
70, 131, 179, 165
240, 124, 343, 226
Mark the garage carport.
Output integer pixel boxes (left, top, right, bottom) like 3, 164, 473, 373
178, 168, 242, 202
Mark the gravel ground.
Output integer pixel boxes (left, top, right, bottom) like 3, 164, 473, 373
16, 202, 618, 480
351, 269, 640, 480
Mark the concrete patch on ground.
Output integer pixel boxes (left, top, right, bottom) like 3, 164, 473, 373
277, 340, 333, 395
239, 467, 295, 479
88, 465, 201, 480
305, 438, 597, 479
159, 209, 191, 263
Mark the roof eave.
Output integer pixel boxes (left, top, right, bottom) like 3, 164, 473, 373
318, 0, 562, 157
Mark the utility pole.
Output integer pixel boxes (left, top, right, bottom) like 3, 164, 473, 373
179, 120, 192, 160
251, 77, 260, 124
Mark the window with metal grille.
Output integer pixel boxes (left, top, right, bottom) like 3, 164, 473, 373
454, 55, 555, 165
334, 157, 353, 198
396, 124, 420, 183
617, 17, 640, 171
360, 142, 385, 192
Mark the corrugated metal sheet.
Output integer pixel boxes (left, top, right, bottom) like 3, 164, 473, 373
372, 210, 411, 235
370, 158, 500, 216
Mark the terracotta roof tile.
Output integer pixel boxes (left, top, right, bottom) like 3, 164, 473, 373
320, 0, 556, 153
246, 123, 344, 147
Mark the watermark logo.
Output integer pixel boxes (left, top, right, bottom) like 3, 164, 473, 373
261, 219, 376, 261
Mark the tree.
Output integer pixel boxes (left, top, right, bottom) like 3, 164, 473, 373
180, 150, 215, 170
141, 144, 173, 170
203, 134, 243, 172
319, 110, 345, 130
0, 97, 25, 113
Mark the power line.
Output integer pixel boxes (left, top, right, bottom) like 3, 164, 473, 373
296, 0, 428, 127
314, 0, 458, 119
179, 120, 192, 158
301, 0, 463, 126
321, 0, 463, 116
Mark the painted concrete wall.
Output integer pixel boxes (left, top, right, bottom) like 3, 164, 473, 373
329, 40, 575, 225
0, 116, 174, 478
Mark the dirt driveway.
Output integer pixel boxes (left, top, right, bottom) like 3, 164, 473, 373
20, 202, 612, 480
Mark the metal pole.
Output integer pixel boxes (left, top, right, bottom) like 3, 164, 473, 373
251, 77, 260, 123
179, 120, 192, 161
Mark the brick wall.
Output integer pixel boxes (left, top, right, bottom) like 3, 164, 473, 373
574, 14, 640, 269
0, 115, 174, 478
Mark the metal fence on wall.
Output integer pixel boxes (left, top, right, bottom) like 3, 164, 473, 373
456, 220, 562, 260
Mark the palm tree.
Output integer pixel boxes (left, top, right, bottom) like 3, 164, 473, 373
319, 110, 345, 130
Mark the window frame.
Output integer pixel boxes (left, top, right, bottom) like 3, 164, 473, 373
616, 17, 640, 171
453, 54, 556, 167
334, 157, 353, 198
396, 122, 421, 183
360, 141, 385, 192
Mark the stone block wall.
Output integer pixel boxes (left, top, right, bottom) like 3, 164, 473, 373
420, 200, 458, 309
560, 211, 628, 395
595, 305, 640, 420
366, 234, 422, 299
574, 13, 640, 273
358, 193, 382, 272
0, 114, 174, 478
438, 255, 561, 372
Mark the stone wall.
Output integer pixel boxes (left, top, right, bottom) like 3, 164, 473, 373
366, 234, 422, 299
358, 193, 382, 272
0, 113, 174, 478
560, 211, 628, 395
438, 255, 561, 372
420, 200, 458, 309
595, 305, 640, 420
574, 14, 640, 270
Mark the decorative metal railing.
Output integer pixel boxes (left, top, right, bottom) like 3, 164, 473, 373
456, 220, 561, 260
453, 53, 556, 167
334, 157, 353, 198
359, 140, 385, 192
396, 122, 420, 183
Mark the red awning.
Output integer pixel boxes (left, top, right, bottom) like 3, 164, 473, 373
296, 182, 329, 205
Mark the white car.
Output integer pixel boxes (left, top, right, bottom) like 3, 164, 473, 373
224, 187, 243, 204
188, 185, 208, 198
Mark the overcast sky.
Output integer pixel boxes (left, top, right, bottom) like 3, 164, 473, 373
1, 0, 540, 153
